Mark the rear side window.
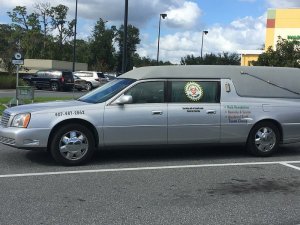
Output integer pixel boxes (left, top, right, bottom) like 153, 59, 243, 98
74, 72, 91, 77
62, 72, 73, 78
36, 71, 46, 77
170, 81, 220, 103
74, 72, 84, 77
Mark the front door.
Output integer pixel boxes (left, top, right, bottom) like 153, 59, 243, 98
168, 80, 221, 144
103, 81, 167, 146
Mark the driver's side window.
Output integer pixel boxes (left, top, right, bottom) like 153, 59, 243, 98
125, 81, 165, 104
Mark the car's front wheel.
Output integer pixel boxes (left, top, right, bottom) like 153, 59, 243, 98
50, 124, 95, 165
247, 122, 280, 156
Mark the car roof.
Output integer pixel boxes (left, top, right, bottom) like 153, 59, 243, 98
120, 65, 300, 98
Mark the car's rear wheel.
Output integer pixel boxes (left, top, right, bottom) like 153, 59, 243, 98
50, 124, 95, 166
51, 82, 59, 91
247, 122, 280, 156
86, 82, 92, 91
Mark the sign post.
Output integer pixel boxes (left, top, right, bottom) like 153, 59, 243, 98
12, 52, 24, 106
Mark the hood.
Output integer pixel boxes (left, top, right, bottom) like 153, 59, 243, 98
5, 100, 91, 115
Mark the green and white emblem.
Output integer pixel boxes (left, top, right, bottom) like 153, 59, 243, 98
184, 82, 203, 101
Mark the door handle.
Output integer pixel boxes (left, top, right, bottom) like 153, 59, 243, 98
206, 110, 216, 114
152, 111, 163, 115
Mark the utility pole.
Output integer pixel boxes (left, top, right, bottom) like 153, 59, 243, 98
72, 0, 78, 72
201, 30, 208, 59
157, 13, 167, 65
122, 0, 128, 74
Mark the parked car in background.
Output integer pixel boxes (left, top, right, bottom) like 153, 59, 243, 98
22, 70, 74, 91
73, 75, 87, 91
73, 71, 108, 91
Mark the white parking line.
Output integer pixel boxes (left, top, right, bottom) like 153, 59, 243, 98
0, 160, 299, 179
280, 162, 300, 171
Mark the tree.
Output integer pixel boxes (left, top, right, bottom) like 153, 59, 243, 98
0, 24, 16, 75
34, 2, 52, 58
253, 37, 300, 68
181, 52, 240, 65
7, 6, 40, 31
7, 6, 43, 59
89, 18, 116, 71
76, 39, 90, 64
50, 4, 75, 60
132, 53, 172, 67
116, 24, 140, 72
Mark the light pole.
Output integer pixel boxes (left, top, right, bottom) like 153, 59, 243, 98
122, 0, 128, 74
200, 30, 208, 59
72, 0, 78, 72
157, 13, 167, 65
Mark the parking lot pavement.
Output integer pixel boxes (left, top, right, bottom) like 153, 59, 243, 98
0, 144, 299, 225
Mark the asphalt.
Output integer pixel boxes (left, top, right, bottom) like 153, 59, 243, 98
0, 144, 299, 225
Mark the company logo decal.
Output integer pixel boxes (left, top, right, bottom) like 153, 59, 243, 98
184, 82, 203, 101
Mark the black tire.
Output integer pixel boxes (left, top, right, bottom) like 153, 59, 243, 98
51, 82, 59, 91
86, 82, 92, 91
50, 124, 95, 166
247, 122, 280, 156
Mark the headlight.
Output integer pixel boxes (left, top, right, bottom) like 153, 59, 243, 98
11, 113, 31, 128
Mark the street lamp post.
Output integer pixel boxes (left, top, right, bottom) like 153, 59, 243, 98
122, 0, 128, 74
157, 13, 167, 65
72, 0, 78, 72
200, 30, 208, 59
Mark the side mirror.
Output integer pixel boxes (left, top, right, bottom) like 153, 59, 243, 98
114, 95, 133, 105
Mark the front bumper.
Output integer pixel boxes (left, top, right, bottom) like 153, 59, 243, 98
0, 126, 50, 150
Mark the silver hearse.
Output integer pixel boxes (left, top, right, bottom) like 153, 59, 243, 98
1, 65, 300, 165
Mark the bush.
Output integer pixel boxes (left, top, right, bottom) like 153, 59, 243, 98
0, 74, 27, 89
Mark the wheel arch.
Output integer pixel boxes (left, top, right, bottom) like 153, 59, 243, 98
47, 118, 99, 150
249, 119, 283, 143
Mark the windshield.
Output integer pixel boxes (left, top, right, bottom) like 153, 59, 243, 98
78, 78, 135, 103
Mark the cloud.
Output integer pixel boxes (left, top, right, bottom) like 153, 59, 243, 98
138, 14, 267, 64
165, 1, 202, 29
0, 0, 197, 28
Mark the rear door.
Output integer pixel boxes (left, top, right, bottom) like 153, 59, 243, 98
167, 80, 221, 144
32, 71, 48, 89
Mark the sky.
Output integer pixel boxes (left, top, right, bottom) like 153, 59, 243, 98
0, 0, 300, 63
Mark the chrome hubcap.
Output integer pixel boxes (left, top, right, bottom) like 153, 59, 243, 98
87, 83, 92, 91
255, 127, 276, 152
52, 83, 58, 91
59, 130, 89, 160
